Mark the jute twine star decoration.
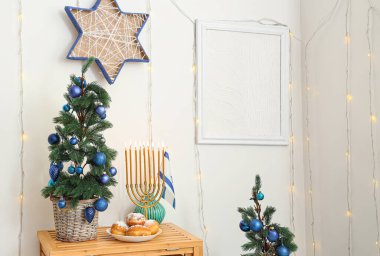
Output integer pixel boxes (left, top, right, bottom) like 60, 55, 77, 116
65, 0, 149, 84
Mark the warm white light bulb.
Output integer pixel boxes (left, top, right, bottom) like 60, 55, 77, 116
20, 133, 28, 141
192, 65, 197, 73
344, 34, 351, 45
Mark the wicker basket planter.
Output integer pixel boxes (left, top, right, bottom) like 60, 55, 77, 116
51, 197, 99, 242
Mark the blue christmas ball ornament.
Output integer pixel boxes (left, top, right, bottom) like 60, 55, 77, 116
100, 113, 107, 120
49, 163, 60, 182
68, 85, 82, 98
63, 104, 71, 112
99, 174, 110, 184
267, 229, 279, 242
93, 152, 106, 166
69, 137, 78, 145
48, 179, 55, 187
57, 162, 64, 171
95, 105, 106, 116
239, 220, 250, 232
276, 246, 290, 256
48, 133, 60, 145
57, 199, 66, 209
68, 165, 76, 174
250, 219, 263, 232
75, 76, 87, 88
109, 167, 117, 177
94, 198, 108, 212
257, 191, 264, 201
75, 166, 83, 174
85, 207, 95, 223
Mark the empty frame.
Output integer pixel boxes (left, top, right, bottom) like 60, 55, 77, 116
196, 20, 289, 145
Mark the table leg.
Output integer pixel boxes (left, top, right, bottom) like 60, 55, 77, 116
194, 246, 203, 256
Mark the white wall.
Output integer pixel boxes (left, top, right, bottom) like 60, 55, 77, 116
301, 0, 380, 255
1, 0, 305, 255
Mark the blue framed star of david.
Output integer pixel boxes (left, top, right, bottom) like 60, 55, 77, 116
65, 0, 150, 84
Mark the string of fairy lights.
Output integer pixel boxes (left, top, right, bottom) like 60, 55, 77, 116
191, 26, 212, 256
344, 0, 352, 256
344, 0, 353, 255
162, 2, 211, 255
17, 0, 25, 255
367, 2, 380, 254
304, 0, 343, 254
304, 0, 380, 254
288, 30, 297, 251
146, 0, 153, 145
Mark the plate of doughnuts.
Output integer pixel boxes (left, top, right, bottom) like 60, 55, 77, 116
107, 213, 162, 243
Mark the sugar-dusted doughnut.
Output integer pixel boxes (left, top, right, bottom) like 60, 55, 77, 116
111, 221, 128, 236
126, 212, 146, 226
144, 220, 160, 235
126, 225, 152, 236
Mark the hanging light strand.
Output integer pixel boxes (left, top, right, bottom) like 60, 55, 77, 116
366, 3, 380, 253
344, 0, 353, 255
17, 0, 25, 255
304, 0, 342, 254
191, 22, 211, 256
146, 0, 153, 145
165, 1, 209, 254
288, 31, 297, 247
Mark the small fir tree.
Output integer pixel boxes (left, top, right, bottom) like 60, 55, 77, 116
42, 57, 117, 210
238, 175, 297, 256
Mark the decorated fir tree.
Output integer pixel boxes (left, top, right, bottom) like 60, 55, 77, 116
238, 175, 297, 256
42, 57, 118, 223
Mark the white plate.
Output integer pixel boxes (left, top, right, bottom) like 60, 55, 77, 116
106, 228, 162, 243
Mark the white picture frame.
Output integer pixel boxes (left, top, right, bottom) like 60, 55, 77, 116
196, 20, 289, 145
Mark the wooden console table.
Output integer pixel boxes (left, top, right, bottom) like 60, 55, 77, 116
37, 223, 203, 256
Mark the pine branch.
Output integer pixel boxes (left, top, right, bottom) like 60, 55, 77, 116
263, 206, 276, 225
242, 241, 259, 252
255, 175, 261, 191
82, 57, 96, 74
85, 83, 111, 107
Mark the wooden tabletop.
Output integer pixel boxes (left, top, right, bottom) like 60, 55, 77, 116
38, 223, 203, 256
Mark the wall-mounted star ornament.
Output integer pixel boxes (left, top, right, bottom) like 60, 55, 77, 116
65, 0, 149, 84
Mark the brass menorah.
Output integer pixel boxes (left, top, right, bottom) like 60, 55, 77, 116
124, 144, 166, 218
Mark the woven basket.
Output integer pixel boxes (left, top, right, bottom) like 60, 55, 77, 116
51, 197, 99, 242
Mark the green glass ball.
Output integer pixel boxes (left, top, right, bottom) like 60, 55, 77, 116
134, 201, 166, 224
